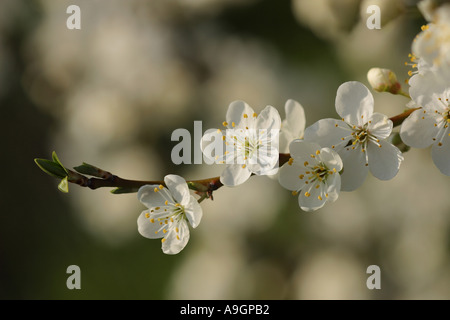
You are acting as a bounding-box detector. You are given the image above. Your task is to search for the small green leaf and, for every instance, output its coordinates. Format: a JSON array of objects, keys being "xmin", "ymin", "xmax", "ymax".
[
  {"xmin": 74, "ymin": 162, "xmax": 103, "ymax": 177},
  {"xmin": 52, "ymin": 151, "xmax": 68, "ymax": 174},
  {"xmin": 110, "ymin": 187, "xmax": 139, "ymax": 194},
  {"xmin": 34, "ymin": 158, "xmax": 68, "ymax": 179},
  {"xmin": 390, "ymin": 132, "xmax": 411, "ymax": 153},
  {"xmin": 58, "ymin": 176, "xmax": 69, "ymax": 193}
]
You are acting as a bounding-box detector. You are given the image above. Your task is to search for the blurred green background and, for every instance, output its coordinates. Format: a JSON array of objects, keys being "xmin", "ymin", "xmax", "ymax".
[{"xmin": 1, "ymin": 0, "xmax": 449, "ymax": 299}]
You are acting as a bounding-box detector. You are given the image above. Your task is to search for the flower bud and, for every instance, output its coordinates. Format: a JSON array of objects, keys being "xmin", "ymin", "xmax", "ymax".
[{"xmin": 367, "ymin": 68, "xmax": 402, "ymax": 94}]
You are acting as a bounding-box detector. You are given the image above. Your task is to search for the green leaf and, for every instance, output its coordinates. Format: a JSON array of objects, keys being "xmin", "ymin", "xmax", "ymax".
[
  {"xmin": 34, "ymin": 158, "xmax": 68, "ymax": 179},
  {"xmin": 390, "ymin": 132, "xmax": 411, "ymax": 153},
  {"xmin": 58, "ymin": 176, "xmax": 69, "ymax": 193},
  {"xmin": 73, "ymin": 162, "xmax": 103, "ymax": 177},
  {"xmin": 52, "ymin": 151, "xmax": 68, "ymax": 174},
  {"xmin": 110, "ymin": 187, "xmax": 139, "ymax": 194}
]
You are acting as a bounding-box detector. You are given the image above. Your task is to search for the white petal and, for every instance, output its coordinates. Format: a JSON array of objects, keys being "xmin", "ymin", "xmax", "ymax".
[
  {"xmin": 137, "ymin": 185, "xmax": 168, "ymax": 208},
  {"xmin": 303, "ymin": 119, "xmax": 352, "ymax": 151},
  {"xmin": 137, "ymin": 210, "xmax": 163, "ymax": 239},
  {"xmin": 256, "ymin": 105, "xmax": 282, "ymax": 131},
  {"xmin": 318, "ymin": 147, "xmax": 343, "ymax": 172},
  {"xmin": 226, "ymin": 100, "xmax": 256, "ymax": 130},
  {"xmin": 289, "ymin": 140, "xmax": 322, "ymax": 159},
  {"xmin": 251, "ymin": 146, "xmax": 279, "ymax": 175},
  {"xmin": 220, "ymin": 164, "xmax": 252, "ymax": 187},
  {"xmin": 298, "ymin": 181, "xmax": 327, "ymax": 212},
  {"xmin": 367, "ymin": 113, "xmax": 393, "ymax": 140},
  {"xmin": 400, "ymin": 109, "xmax": 439, "ymax": 148},
  {"xmin": 278, "ymin": 162, "xmax": 308, "ymax": 191},
  {"xmin": 367, "ymin": 140, "xmax": 403, "ymax": 180},
  {"xmin": 184, "ymin": 195, "xmax": 203, "ymax": 228},
  {"xmin": 279, "ymin": 126, "xmax": 293, "ymax": 153},
  {"xmin": 285, "ymin": 99, "xmax": 306, "ymax": 139},
  {"xmin": 265, "ymin": 167, "xmax": 280, "ymax": 177},
  {"xmin": 164, "ymin": 175, "xmax": 190, "ymax": 205},
  {"xmin": 201, "ymin": 128, "xmax": 226, "ymax": 164},
  {"xmin": 431, "ymin": 133, "xmax": 450, "ymax": 176},
  {"xmin": 161, "ymin": 221, "xmax": 190, "ymax": 255},
  {"xmin": 335, "ymin": 81, "xmax": 374, "ymax": 126},
  {"xmin": 338, "ymin": 146, "xmax": 368, "ymax": 191},
  {"xmin": 325, "ymin": 173, "xmax": 341, "ymax": 203},
  {"xmin": 409, "ymin": 71, "xmax": 450, "ymax": 111}
]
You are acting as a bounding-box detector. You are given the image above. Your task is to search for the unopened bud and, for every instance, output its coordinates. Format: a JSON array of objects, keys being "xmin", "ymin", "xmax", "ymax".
[{"xmin": 367, "ymin": 68, "xmax": 402, "ymax": 94}]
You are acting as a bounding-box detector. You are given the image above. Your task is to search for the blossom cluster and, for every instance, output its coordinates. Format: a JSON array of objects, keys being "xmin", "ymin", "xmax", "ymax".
[
  {"xmin": 136, "ymin": 1, "xmax": 450, "ymax": 254},
  {"xmin": 400, "ymin": 2, "xmax": 450, "ymax": 176}
]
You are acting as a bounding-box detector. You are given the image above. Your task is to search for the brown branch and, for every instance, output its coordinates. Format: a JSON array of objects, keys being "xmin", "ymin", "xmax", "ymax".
[
  {"xmin": 389, "ymin": 108, "xmax": 419, "ymax": 128},
  {"xmin": 42, "ymin": 107, "xmax": 416, "ymax": 198},
  {"xmin": 65, "ymin": 153, "xmax": 293, "ymax": 197}
]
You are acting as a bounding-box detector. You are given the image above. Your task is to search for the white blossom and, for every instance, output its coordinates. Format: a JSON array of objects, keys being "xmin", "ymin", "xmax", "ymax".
[
  {"xmin": 400, "ymin": 69, "xmax": 450, "ymax": 175},
  {"xmin": 412, "ymin": 3, "xmax": 450, "ymax": 72},
  {"xmin": 279, "ymin": 99, "xmax": 306, "ymax": 153},
  {"xmin": 137, "ymin": 175, "xmax": 203, "ymax": 254},
  {"xmin": 304, "ymin": 81, "xmax": 403, "ymax": 191},
  {"xmin": 279, "ymin": 140, "xmax": 343, "ymax": 211},
  {"xmin": 201, "ymin": 100, "xmax": 281, "ymax": 187}
]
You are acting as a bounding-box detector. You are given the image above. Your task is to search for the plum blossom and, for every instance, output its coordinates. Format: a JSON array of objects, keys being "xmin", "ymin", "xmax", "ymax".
[
  {"xmin": 304, "ymin": 81, "xmax": 403, "ymax": 191},
  {"xmin": 400, "ymin": 69, "xmax": 450, "ymax": 176},
  {"xmin": 201, "ymin": 100, "xmax": 281, "ymax": 187},
  {"xmin": 411, "ymin": 3, "xmax": 450, "ymax": 73},
  {"xmin": 137, "ymin": 175, "xmax": 202, "ymax": 254},
  {"xmin": 279, "ymin": 140, "xmax": 343, "ymax": 212}
]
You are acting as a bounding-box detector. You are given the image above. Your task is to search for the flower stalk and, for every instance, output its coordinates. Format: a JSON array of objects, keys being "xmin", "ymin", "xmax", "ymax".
[{"xmin": 34, "ymin": 107, "xmax": 415, "ymax": 197}]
